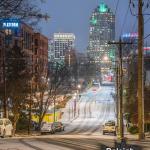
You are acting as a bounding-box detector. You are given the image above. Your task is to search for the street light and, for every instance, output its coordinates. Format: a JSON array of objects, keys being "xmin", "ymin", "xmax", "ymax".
[
  {"xmin": 77, "ymin": 84, "xmax": 81, "ymax": 89},
  {"xmin": 73, "ymin": 94, "xmax": 77, "ymax": 117},
  {"xmin": 77, "ymin": 84, "xmax": 81, "ymax": 117},
  {"xmin": 102, "ymin": 55, "xmax": 109, "ymax": 62}
]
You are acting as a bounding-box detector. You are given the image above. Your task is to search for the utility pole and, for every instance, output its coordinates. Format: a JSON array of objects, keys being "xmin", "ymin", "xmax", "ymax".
[
  {"xmin": 118, "ymin": 38, "xmax": 123, "ymax": 140},
  {"xmin": 116, "ymin": 64, "xmax": 119, "ymax": 135},
  {"xmin": 108, "ymin": 38, "xmax": 132, "ymax": 140},
  {"xmin": 137, "ymin": 0, "xmax": 144, "ymax": 140}
]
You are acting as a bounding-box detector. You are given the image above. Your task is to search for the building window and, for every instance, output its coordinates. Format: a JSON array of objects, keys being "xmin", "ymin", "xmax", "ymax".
[
  {"xmin": 35, "ymin": 48, "xmax": 38, "ymax": 55},
  {"xmin": 55, "ymin": 52, "xmax": 59, "ymax": 58},
  {"xmin": 14, "ymin": 40, "xmax": 18, "ymax": 46},
  {"xmin": 35, "ymin": 39, "xmax": 38, "ymax": 46}
]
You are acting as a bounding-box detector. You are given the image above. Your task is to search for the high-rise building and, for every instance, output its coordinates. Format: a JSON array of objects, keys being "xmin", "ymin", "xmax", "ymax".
[
  {"xmin": 87, "ymin": 3, "xmax": 115, "ymax": 77},
  {"xmin": 53, "ymin": 33, "xmax": 75, "ymax": 63},
  {"xmin": 48, "ymin": 38, "xmax": 54, "ymax": 62}
]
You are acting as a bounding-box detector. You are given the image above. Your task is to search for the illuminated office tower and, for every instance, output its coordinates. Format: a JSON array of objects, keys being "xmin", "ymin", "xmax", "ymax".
[
  {"xmin": 53, "ymin": 33, "xmax": 75, "ymax": 63},
  {"xmin": 87, "ymin": 3, "xmax": 115, "ymax": 74}
]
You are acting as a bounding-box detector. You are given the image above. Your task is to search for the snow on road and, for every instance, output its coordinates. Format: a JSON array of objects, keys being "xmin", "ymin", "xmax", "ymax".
[{"xmin": 61, "ymin": 85, "xmax": 116, "ymax": 135}]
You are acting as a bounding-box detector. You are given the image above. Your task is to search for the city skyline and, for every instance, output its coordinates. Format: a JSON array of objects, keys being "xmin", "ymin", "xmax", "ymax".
[
  {"xmin": 0, "ymin": 0, "xmax": 149, "ymax": 145},
  {"xmin": 39, "ymin": 0, "xmax": 150, "ymax": 52}
]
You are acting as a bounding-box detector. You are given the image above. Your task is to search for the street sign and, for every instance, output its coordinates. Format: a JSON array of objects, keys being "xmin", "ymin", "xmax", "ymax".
[{"xmin": 0, "ymin": 18, "xmax": 20, "ymax": 30}]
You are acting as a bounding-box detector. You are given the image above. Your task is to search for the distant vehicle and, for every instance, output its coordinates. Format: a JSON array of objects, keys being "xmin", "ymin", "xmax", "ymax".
[
  {"xmin": 92, "ymin": 82, "xmax": 100, "ymax": 91},
  {"xmin": 41, "ymin": 123, "xmax": 55, "ymax": 134},
  {"xmin": 103, "ymin": 75, "xmax": 113, "ymax": 82},
  {"xmin": 52, "ymin": 122, "xmax": 64, "ymax": 132},
  {"xmin": 102, "ymin": 120, "xmax": 116, "ymax": 136},
  {"xmin": 0, "ymin": 118, "xmax": 13, "ymax": 138}
]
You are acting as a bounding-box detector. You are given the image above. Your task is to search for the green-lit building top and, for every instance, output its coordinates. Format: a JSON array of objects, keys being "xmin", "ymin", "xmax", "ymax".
[{"xmin": 87, "ymin": 3, "xmax": 115, "ymax": 66}]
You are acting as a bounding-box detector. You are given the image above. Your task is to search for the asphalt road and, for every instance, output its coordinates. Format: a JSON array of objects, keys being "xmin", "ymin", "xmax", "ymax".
[
  {"xmin": 0, "ymin": 135, "xmax": 116, "ymax": 150},
  {"xmin": 1, "ymin": 133, "xmax": 149, "ymax": 150},
  {"xmin": 61, "ymin": 85, "xmax": 116, "ymax": 135},
  {"xmin": 1, "ymin": 86, "xmax": 149, "ymax": 150}
]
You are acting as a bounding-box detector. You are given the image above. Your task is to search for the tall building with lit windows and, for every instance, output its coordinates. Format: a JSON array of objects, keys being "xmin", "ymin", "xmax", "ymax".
[
  {"xmin": 53, "ymin": 33, "xmax": 75, "ymax": 63},
  {"xmin": 87, "ymin": 3, "xmax": 115, "ymax": 75}
]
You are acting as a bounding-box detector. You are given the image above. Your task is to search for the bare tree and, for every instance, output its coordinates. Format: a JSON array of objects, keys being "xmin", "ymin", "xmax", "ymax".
[
  {"xmin": 0, "ymin": 0, "xmax": 49, "ymax": 134},
  {"xmin": 0, "ymin": 0, "xmax": 49, "ymax": 20},
  {"xmin": 33, "ymin": 62, "xmax": 70, "ymax": 129}
]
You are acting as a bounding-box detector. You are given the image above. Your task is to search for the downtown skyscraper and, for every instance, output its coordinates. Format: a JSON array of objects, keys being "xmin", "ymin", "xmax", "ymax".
[
  {"xmin": 53, "ymin": 33, "xmax": 75, "ymax": 63},
  {"xmin": 87, "ymin": 3, "xmax": 115, "ymax": 74}
]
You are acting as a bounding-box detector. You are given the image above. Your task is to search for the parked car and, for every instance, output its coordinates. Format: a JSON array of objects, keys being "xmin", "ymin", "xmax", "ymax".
[
  {"xmin": 0, "ymin": 118, "xmax": 13, "ymax": 138},
  {"xmin": 52, "ymin": 122, "xmax": 64, "ymax": 132},
  {"xmin": 102, "ymin": 120, "xmax": 117, "ymax": 136},
  {"xmin": 41, "ymin": 123, "xmax": 55, "ymax": 135}
]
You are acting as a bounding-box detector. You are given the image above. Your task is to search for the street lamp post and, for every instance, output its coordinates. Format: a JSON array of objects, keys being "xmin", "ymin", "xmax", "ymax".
[
  {"xmin": 72, "ymin": 84, "xmax": 81, "ymax": 118},
  {"xmin": 73, "ymin": 94, "xmax": 77, "ymax": 118},
  {"xmin": 77, "ymin": 84, "xmax": 81, "ymax": 117}
]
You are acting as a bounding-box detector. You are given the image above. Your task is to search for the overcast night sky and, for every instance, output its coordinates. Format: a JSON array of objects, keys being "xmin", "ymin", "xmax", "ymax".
[{"xmin": 39, "ymin": 0, "xmax": 150, "ymax": 52}]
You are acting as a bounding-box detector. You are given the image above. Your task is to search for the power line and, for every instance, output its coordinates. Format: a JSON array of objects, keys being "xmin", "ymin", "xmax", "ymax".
[
  {"xmin": 129, "ymin": 0, "xmax": 150, "ymax": 33},
  {"xmin": 129, "ymin": 0, "xmax": 137, "ymax": 17},
  {"xmin": 143, "ymin": 0, "xmax": 150, "ymax": 12},
  {"xmin": 144, "ymin": 33, "xmax": 150, "ymax": 39},
  {"xmin": 142, "ymin": 0, "xmax": 150, "ymax": 40},
  {"xmin": 120, "ymin": 3, "xmax": 130, "ymax": 36},
  {"xmin": 115, "ymin": 0, "xmax": 120, "ymax": 15},
  {"xmin": 144, "ymin": 16, "xmax": 150, "ymax": 24},
  {"xmin": 130, "ymin": 17, "xmax": 138, "ymax": 33}
]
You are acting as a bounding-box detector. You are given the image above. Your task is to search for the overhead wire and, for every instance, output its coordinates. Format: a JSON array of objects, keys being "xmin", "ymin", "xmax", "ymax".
[
  {"xmin": 143, "ymin": 0, "xmax": 150, "ymax": 40},
  {"xmin": 144, "ymin": 0, "xmax": 150, "ymax": 24},
  {"xmin": 143, "ymin": 0, "xmax": 150, "ymax": 12},
  {"xmin": 115, "ymin": 0, "xmax": 120, "ymax": 16},
  {"xmin": 144, "ymin": 33, "xmax": 150, "ymax": 39},
  {"xmin": 129, "ymin": 0, "xmax": 138, "ymax": 37},
  {"xmin": 129, "ymin": 0, "xmax": 137, "ymax": 17},
  {"xmin": 120, "ymin": 3, "xmax": 130, "ymax": 36},
  {"xmin": 130, "ymin": 17, "xmax": 138, "ymax": 33},
  {"xmin": 144, "ymin": 16, "xmax": 150, "ymax": 24}
]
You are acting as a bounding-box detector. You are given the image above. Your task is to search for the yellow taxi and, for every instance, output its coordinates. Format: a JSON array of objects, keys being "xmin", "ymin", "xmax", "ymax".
[{"xmin": 102, "ymin": 120, "xmax": 116, "ymax": 136}]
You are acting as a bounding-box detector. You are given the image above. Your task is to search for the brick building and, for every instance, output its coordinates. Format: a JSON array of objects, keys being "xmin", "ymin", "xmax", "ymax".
[
  {"xmin": 0, "ymin": 21, "xmax": 48, "ymax": 90},
  {"xmin": 34, "ymin": 33, "xmax": 48, "ymax": 78}
]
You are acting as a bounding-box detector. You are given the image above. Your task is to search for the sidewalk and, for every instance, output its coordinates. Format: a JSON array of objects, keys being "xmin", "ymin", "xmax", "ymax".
[
  {"xmin": 118, "ymin": 133, "xmax": 150, "ymax": 150},
  {"xmin": 124, "ymin": 130, "xmax": 150, "ymax": 139},
  {"xmin": 14, "ymin": 130, "xmax": 41, "ymax": 138}
]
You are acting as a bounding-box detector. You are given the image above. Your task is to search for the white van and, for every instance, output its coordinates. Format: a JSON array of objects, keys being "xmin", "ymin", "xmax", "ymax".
[{"xmin": 0, "ymin": 118, "xmax": 13, "ymax": 138}]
